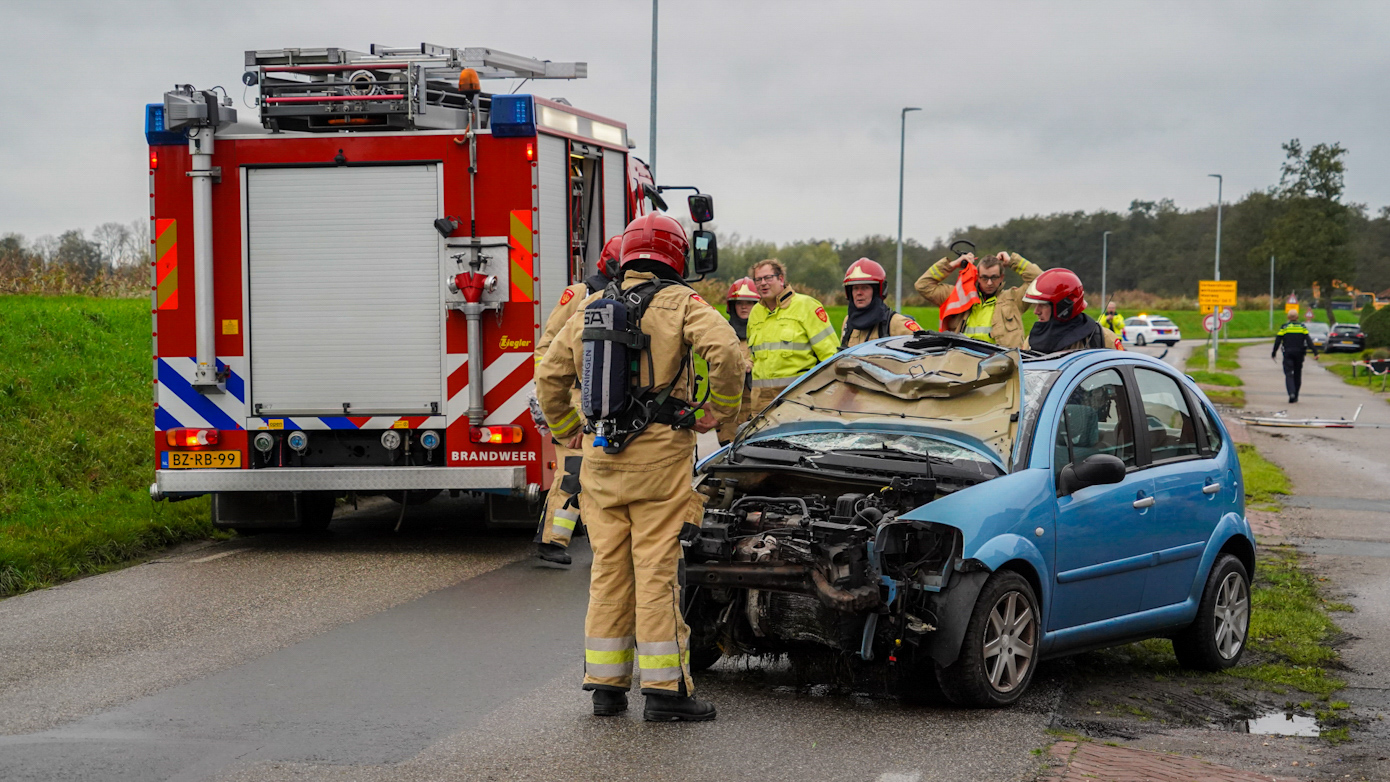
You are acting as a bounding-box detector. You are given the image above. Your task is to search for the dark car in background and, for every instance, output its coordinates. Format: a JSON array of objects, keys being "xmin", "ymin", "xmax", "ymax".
[
  {"xmin": 1328, "ymin": 323, "xmax": 1366, "ymax": 353},
  {"xmin": 1307, "ymin": 322, "xmax": 1331, "ymax": 352}
]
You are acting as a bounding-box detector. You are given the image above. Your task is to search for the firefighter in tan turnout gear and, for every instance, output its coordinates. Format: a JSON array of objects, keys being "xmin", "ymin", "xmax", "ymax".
[
  {"xmin": 839, "ymin": 258, "xmax": 921, "ymax": 348},
  {"xmin": 915, "ymin": 250, "xmax": 1041, "ymax": 348},
  {"xmin": 532, "ymin": 235, "xmax": 622, "ymax": 565},
  {"xmin": 536, "ymin": 211, "xmax": 743, "ymax": 722}
]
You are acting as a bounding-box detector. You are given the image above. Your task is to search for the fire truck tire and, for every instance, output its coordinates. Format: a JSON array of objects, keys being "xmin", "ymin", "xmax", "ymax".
[{"xmin": 295, "ymin": 491, "xmax": 337, "ymax": 533}]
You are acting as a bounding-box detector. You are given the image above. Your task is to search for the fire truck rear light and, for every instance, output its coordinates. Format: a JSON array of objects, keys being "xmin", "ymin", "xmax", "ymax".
[
  {"xmin": 167, "ymin": 428, "xmax": 219, "ymax": 448},
  {"xmin": 469, "ymin": 425, "xmax": 524, "ymax": 444},
  {"xmin": 525, "ymin": 142, "xmax": 534, "ymax": 161},
  {"xmin": 150, "ymin": 150, "xmax": 158, "ymax": 170}
]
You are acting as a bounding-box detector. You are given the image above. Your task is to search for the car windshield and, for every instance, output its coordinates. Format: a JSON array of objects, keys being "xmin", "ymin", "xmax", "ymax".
[{"xmin": 762, "ymin": 431, "xmax": 994, "ymax": 468}]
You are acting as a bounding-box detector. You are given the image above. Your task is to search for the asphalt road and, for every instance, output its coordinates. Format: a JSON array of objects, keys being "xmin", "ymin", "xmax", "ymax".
[
  {"xmin": 0, "ymin": 341, "xmax": 1236, "ymax": 782},
  {"xmin": 0, "ymin": 492, "xmax": 1057, "ymax": 782}
]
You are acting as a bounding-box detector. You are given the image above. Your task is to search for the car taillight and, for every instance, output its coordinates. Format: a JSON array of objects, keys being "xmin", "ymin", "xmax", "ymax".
[
  {"xmin": 1358, "ymin": 332, "xmax": 1365, "ymax": 338},
  {"xmin": 470, "ymin": 425, "xmax": 524, "ymax": 444},
  {"xmin": 166, "ymin": 428, "xmax": 219, "ymax": 448}
]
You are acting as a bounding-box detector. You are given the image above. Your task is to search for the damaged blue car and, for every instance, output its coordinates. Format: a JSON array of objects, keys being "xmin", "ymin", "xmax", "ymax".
[{"xmin": 684, "ymin": 333, "xmax": 1255, "ymax": 707}]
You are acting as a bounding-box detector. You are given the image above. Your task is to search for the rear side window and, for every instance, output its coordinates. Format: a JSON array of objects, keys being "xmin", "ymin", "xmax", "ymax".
[
  {"xmin": 1056, "ymin": 368, "xmax": 1136, "ymax": 468},
  {"xmin": 1134, "ymin": 368, "xmax": 1199, "ymax": 462},
  {"xmin": 1151, "ymin": 318, "xmax": 1174, "ymax": 327}
]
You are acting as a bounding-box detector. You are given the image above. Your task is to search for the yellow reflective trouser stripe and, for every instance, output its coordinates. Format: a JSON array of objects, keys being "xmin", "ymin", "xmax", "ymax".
[
  {"xmin": 550, "ymin": 409, "xmax": 580, "ymax": 436},
  {"xmin": 586, "ymin": 636, "xmax": 635, "ymax": 678},
  {"xmin": 637, "ymin": 640, "xmax": 686, "ymax": 681}
]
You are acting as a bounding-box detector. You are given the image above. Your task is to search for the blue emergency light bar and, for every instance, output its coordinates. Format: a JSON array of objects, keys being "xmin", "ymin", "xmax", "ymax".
[
  {"xmin": 490, "ymin": 94, "xmax": 536, "ymax": 138},
  {"xmin": 145, "ymin": 104, "xmax": 185, "ymax": 146}
]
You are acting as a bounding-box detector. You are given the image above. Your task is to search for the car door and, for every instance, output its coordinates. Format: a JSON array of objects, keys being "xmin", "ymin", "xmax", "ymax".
[
  {"xmin": 1131, "ymin": 366, "xmax": 1226, "ymax": 609},
  {"xmin": 1050, "ymin": 367, "xmax": 1157, "ymax": 630}
]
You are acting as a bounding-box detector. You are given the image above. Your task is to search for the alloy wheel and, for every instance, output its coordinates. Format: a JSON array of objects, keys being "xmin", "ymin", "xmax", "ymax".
[
  {"xmin": 1213, "ymin": 571, "xmax": 1249, "ymax": 659},
  {"xmin": 983, "ymin": 591, "xmax": 1036, "ymax": 693}
]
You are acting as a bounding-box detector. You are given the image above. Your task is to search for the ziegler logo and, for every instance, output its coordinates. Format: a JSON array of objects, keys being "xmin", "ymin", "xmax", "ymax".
[{"xmin": 499, "ymin": 336, "xmax": 532, "ymax": 350}]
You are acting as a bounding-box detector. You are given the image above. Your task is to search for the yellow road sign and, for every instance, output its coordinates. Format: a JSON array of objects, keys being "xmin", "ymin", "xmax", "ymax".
[{"xmin": 1199, "ymin": 280, "xmax": 1237, "ymax": 309}]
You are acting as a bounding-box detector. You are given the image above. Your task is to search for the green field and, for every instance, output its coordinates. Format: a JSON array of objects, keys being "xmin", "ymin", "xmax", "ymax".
[{"xmin": 0, "ymin": 296, "xmax": 213, "ymax": 596}]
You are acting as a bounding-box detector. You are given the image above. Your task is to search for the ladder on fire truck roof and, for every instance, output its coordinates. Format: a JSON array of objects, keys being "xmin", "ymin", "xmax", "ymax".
[{"xmin": 245, "ymin": 43, "xmax": 586, "ymax": 133}]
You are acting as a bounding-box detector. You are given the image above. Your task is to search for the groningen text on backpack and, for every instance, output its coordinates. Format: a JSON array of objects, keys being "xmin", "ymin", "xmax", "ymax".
[{"xmin": 580, "ymin": 279, "xmax": 702, "ymax": 454}]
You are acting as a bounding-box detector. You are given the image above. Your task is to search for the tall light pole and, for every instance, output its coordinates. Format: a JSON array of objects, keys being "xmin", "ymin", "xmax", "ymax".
[
  {"xmin": 648, "ymin": 0, "xmax": 659, "ymax": 178},
  {"xmin": 1101, "ymin": 230, "xmax": 1112, "ymax": 312},
  {"xmin": 895, "ymin": 107, "xmax": 921, "ymax": 308},
  {"xmin": 1269, "ymin": 255, "xmax": 1276, "ymax": 330},
  {"xmin": 1207, "ymin": 173, "xmax": 1223, "ymax": 371}
]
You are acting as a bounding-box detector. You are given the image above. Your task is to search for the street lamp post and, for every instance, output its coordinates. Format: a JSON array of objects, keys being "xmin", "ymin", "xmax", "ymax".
[
  {"xmin": 1269, "ymin": 255, "xmax": 1276, "ymax": 330},
  {"xmin": 895, "ymin": 107, "xmax": 921, "ymax": 309},
  {"xmin": 1101, "ymin": 230, "xmax": 1112, "ymax": 312},
  {"xmin": 1207, "ymin": 173, "xmax": 1223, "ymax": 371}
]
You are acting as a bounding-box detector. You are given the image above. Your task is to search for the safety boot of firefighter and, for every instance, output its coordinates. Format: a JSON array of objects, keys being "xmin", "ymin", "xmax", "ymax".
[
  {"xmin": 591, "ymin": 688, "xmax": 628, "ymax": 717},
  {"xmin": 643, "ymin": 693, "xmax": 717, "ymax": 722},
  {"xmin": 536, "ymin": 542, "xmax": 571, "ymax": 566}
]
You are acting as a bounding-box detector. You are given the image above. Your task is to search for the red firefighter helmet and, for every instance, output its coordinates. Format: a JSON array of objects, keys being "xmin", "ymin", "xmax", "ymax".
[
  {"xmin": 1023, "ymin": 268, "xmax": 1087, "ymax": 321},
  {"xmin": 843, "ymin": 258, "xmax": 887, "ymax": 297},
  {"xmin": 619, "ymin": 211, "xmax": 689, "ymax": 276},
  {"xmin": 598, "ymin": 234, "xmax": 623, "ymax": 279},
  {"xmin": 726, "ymin": 277, "xmax": 760, "ymax": 302}
]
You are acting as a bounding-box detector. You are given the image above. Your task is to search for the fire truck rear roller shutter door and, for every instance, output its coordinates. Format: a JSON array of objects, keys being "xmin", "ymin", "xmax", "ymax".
[
  {"xmin": 602, "ymin": 151, "xmax": 626, "ymax": 242},
  {"xmin": 536, "ymin": 134, "xmax": 569, "ymax": 328},
  {"xmin": 247, "ymin": 165, "xmax": 444, "ymax": 416}
]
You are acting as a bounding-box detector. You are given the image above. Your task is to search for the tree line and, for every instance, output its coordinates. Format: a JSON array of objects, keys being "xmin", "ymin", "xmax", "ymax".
[
  {"xmin": 1, "ymin": 221, "xmax": 149, "ymax": 296},
  {"xmin": 708, "ymin": 140, "xmax": 1387, "ymax": 322}
]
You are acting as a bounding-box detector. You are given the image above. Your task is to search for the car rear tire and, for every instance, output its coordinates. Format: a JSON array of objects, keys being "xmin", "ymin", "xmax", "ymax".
[
  {"xmin": 1135, "ymin": 334, "xmax": 1147, "ymax": 346},
  {"xmin": 1173, "ymin": 554, "xmax": 1250, "ymax": 671},
  {"xmin": 936, "ymin": 571, "xmax": 1040, "ymax": 708}
]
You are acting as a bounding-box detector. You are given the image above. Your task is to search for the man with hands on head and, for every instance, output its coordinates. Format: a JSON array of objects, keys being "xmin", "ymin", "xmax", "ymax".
[{"xmin": 915, "ymin": 249, "xmax": 1041, "ymax": 348}]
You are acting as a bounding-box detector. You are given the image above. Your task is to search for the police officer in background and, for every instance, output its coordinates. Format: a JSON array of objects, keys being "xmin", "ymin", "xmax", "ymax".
[
  {"xmin": 840, "ymin": 258, "xmax": 920, "ymax": 348},
  {"xmin": 536, "ymin": 212, "xmax": 743, "ymax": 722},
  {"xmin": 746, "ymin": 259, "xmax": 838, "ymax": 414},
  {"xmin": 717, "ymin": 277, "xmax": 760, "ymax": 445},
  {"xmin": 1100, "ymin": 302, "xmax": 1125, "ymax": 337},
  {"xmin": 1272, "ymin": 309, "xmax": 1319, "ymax": 403},
  {"xmin": 531, "ymin": 235, "xmax": 623, "ymax": 565}
]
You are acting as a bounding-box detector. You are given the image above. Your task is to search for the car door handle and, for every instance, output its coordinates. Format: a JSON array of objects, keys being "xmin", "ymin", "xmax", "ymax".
[
  {"xmin": 1202, "ymin": 483, "xmax": 1221, "ymax": 495},
  {"xmin": 1133, "ymin": 496, "xmax": 1156, "ymax": 509}
]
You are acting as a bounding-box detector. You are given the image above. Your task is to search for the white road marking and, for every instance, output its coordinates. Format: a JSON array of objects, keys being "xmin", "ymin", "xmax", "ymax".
[{"xmin": 189, "ymin": 548, "xmax": 250, "ymax": 564}]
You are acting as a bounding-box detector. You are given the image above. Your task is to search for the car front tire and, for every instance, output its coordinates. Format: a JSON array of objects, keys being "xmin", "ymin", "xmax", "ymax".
[
  {"xmin": 1172, "ymin": 554, "xmax": 1250, "ymax": 671},
  {"xmin": 936, "ymin": 571, "xmax": 1040, "ymax": 707},
  {"xmin": 1135, "ymin": 333, "xmax": 1147, "ymax": 346}
]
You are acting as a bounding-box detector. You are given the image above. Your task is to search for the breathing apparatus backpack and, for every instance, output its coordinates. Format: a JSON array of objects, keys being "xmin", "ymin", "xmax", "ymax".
[{"xmin": 580, "ymin": 278, "xmax": 704, "ymax": 454}]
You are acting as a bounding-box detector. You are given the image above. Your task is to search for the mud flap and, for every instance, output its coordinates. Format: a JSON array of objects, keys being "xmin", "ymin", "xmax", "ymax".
[{"xmin": 922, "ymin": 569, "xmax": 991, "ymax": 668}]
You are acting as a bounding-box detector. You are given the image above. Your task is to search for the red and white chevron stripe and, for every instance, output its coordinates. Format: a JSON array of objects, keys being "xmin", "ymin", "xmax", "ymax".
[{"xmin": 446, "ymin": 352, "xmax": 535, "ymax": 428}]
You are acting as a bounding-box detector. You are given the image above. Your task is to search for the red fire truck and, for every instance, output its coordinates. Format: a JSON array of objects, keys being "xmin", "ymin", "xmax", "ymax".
[{"xmin": 146, "ymin": 44, "xmax": 673, "ymax": 530}]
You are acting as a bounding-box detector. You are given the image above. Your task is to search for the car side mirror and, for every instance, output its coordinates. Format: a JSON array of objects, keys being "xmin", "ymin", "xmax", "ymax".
[
  {"xmin": 688, "ymin": 194, "xmax": 714, "ymax": 224},
  {"xmin": 1058, "ymin": 453, "xmax": 1126, "ymax": 496},
  {"xmin": 689, "ymin": 229, "xmax": 718, "ymax": 278}
]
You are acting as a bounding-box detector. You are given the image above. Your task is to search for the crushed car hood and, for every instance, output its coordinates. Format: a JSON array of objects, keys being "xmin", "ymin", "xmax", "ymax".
[{"xmin": 741, "ymin": 342, "xmax": 1023, "ymax": 469}]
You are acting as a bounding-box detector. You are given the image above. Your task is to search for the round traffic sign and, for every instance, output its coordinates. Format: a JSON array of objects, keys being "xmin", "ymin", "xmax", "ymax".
[
  {"xmin": 1202, "ymin": 313, "xmax": 1218, "ymax": 332},
  {"xmin": 1218, "ymin": 306, "xmax": 1234, "ymax": 324}
]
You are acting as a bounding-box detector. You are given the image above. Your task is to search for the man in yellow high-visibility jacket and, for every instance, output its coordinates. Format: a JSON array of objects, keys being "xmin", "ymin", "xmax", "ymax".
[{"xmin": 746, "ymin": 259, "xmax": 839, "ymax": 415}]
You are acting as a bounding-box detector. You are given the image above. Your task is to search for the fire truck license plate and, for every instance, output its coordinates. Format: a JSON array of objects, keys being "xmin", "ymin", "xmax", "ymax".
[{"xmin": 167, "ymin": 451, "xmax": 241, "ymax": 469}]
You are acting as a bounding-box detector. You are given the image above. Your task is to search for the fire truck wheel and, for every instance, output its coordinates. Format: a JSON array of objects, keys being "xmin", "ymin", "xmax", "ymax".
[{"xmin": 295, "ymin": 491, "xmax": 337, "ymax": 533}]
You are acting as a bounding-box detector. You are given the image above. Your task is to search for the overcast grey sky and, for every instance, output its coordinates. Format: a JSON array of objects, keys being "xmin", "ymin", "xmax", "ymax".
[{"xmin": 3, "ymin": 0, "xmax": 1388, "ymax": 245}]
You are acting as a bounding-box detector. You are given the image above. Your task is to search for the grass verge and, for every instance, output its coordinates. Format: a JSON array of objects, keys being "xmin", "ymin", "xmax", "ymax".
[
  {"xmin": 1184, "ymin": 340, "xmax": 1261, "ymax": 407},
  {"xmin": 1315, "ymin": 350, "xmax": 1390, "ymax": 401},
  {"xmin": 1237, "ymin": 444, "xmax": 1291, "ymax": 507},
  {"xmin": 0, "ymin": 296, "xmax": 214, "ymax": 597}
]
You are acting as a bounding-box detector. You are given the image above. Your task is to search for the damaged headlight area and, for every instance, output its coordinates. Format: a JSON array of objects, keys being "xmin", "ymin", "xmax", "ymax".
[{"xmin": 684, "ymin": 440, "xmax": 990, "ymax": 667}]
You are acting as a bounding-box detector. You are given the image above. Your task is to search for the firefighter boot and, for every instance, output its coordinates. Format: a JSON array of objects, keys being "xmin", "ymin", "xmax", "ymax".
[
  {"xmin": 591, "ymin": 688, "xmax": 628, "ymax": 716},
  {"xmin": 536, "ymin": 542, "xmax": 572, "ymax": 565},
  {"xmin": 643, "ymin": 692, "xmax": 717, "ymax": 722}
]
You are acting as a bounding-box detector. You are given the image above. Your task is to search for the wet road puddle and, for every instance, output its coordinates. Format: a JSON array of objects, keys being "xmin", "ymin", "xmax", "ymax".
[{"xmin": 1245, "ymin": 711, "xmax": 1320, "ymax": 736}]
